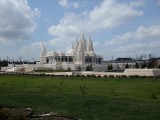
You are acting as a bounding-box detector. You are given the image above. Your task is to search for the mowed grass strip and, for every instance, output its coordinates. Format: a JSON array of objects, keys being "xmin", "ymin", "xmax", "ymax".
[{"xmin": 0, "ymin": 74, "xmax": 160, "ymax": 120}]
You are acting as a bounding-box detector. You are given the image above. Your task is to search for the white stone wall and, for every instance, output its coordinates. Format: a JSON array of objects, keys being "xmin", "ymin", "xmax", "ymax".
[
  {"xmin": 124, "ymin": 69, "xmax": 160, "ymax": 76},
  {"xmin": 46, "ymin": 72, "xmax": 73, "ymax": 75},
  {"xmin": 74, "ymin": 71, "xmax": 125, "ymax": 77},
  {"xmin": 74, "ymin": 69, "xmax": 160, "ymax": 77},
  {"xmin": 3, "ymin": 63, "xmax": 160, "ymax": 77},
  {"xmin": 93, "ymin": 63, "xmax": 107, "ymax": 71}
]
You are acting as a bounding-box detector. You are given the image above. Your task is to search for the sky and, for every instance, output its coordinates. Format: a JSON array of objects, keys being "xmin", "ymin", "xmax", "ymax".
[{"xmin": 0, "ymin": 0, "xmax": 160, "ymax": 61}]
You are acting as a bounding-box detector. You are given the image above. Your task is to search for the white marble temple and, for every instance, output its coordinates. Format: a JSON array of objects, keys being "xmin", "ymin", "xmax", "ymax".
[{"xmin": 38, "ymin": 34, "xmax": 106, "ymax": 71}]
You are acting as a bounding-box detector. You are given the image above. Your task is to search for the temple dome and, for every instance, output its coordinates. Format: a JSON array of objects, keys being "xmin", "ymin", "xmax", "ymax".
[
  {"xmin": 58, "ymin": 51, "xmax": 65, "ymax": 56},
  {"xmin": 66, "ymin": 49, "xmax": 74, "ymax": 56},
  {"xmin": 89, "ymin": 51, "xmax": 95, "ymax": 56},
  {"xmin": 47, "ymin": 50, "xmax": 58, "ymax": 56}
]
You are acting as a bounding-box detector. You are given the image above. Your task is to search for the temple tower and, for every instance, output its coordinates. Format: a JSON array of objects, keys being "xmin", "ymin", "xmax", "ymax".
[
  {"xmin": 81, "ymin": 34, "xmax": 87, "ymax": 53},
  {"xmin": 76, "ymin": 40, "xmax": 85, "ymax": 65},
  {"xmin": 40, "ymin": 43, "xmax": 46, "ymax": 64},
  {"xmin": 87, "ymin": 36, "xmax": 94, "ymax": 54},
  {"xmin": 74, "ymin": 39, "xmax": 79, "ymax": 55}
]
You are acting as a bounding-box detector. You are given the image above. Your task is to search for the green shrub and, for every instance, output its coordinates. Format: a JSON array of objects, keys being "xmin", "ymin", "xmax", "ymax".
[
  {"xmin": 129, "ymin": 75, "xmax": 140, "ymax": 78},
  {"xmin": 154, "ymin": 75, "xmax": 160, "ymax": 79},
  {"xmin": 135, "ymin": 62, "xmax": 139, "ymax": 68},
  {"xmin": 77, "ymin": 66, "xmax": 81, "ymax": 71},
  {"xmin": 121, "ymin": 75, "xmax": 127, "ymax": 78},
  {"xmin": 96, "ymin": 75, "xmax": 102, "ymax": 78},
  {"xmin": 107, "ymin": 64, "xmax": 113, "ymax": 70},
  {"xmin": 108, "ymin": 75, "xmax": 115, "ymax": 78},
  {"xmin": 115, "ymin": 75, "xmax": 127, "ymax": 79},
  {"xmin": 86, "ymin": 74, "xmax": 91, "ymax": 77},
  {"xmin": 67, "ymin": 67, "xmax": 71, "ymax": 71},
  {"xmin": 75, "ymin": 74, "xmax": 81, "ymax": 77},
  {"xmin": 103, "ymin": 75, "xmax": 108, "ymax": 78},
  {"xmin": 65, "ymin": 75, "xmax": 69, "ymax": 77},
  {"xmin": 140, "ymin": 76, "xmax": 147, "ymax": 78},
  {"xmin": 86, "ymin": 65, "xmax": 90, "ymax": 71},
  {"xmin": 125, "ymin": 63, "xmax": 129, "ymax": 69},
  {"xmin": 91, "ymin": 74, "xmax": 96, "ymax": 78},
  {"xmin": 70, "ymin": 75, "xmax": 75, "ymax": 78},
  {"xmin": 81, "ymin": 75, "xmax": 85, "ymax": 78},
  {"xmin": 86, "ymin": 65, "xmax": 93, "ymax": 71},
  {"xmin": 116, "ymin": 75, "xmax": 121, "ymax": 78}
]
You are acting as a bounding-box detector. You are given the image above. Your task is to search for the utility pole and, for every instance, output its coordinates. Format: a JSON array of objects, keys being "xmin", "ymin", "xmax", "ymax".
[
  {"xmin": 7, "ymin": 56, "xmax": 9, "ymax": 61},
  {"xmin": 19, "ymin": 56, "xmax": 22, "ymax": 63}
]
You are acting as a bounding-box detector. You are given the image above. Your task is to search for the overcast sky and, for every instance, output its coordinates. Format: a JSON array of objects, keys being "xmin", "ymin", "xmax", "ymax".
[{"xmin": 0, "ymin": 0, "xmax": 160, "ymax": 61}]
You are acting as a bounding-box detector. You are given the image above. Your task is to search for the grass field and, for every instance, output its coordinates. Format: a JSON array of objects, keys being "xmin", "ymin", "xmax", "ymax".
[{"xmin": 0, "ymin": 74, "xmax": 160, "ymax": 120}]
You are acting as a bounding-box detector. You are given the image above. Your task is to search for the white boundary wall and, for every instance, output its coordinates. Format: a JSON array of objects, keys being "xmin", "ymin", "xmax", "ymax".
[
  {"xmin": 124, "ymin": 69, "xmax": 160, "ymax": 76},
  {"xmin": 46, "ymin": 72, "xmax": 73, "ymax": 75},
  {"xmin": 2, "ymin": 64, "xmax": 160, "ymax": 77},
  {"xmin": 74, "ymin": 69, "xmax": 160, "ymax": 77},
  {"xmin": 75, "ymin": 71, "xmax": 124, "ymax": 77}
]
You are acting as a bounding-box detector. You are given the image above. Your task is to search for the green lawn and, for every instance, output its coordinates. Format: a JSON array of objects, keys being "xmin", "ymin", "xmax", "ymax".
[{"xmin": 0, "ymin": 74, "xmax": 160, "ymax": 120}]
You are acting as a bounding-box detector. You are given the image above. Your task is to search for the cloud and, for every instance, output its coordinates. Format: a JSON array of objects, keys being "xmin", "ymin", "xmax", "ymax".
[
  {"xmin": 156, "ymin": 0, "xmax": 160, "ymax": 6},
  {"xmin": 134, "ymin": 25, "xmax": 160, "ymax": 40},
  {"xmin": 104, "ymin": 25, "xmax": 160, "ymax": 59},
  {"xmin": 93, "ymin": 42, "xmax": 99, "ymax": 48},
  {"xmin": 88, "ymin": 0, "xmax": 143, "ymax": 30},
  {"xmin": 58, "ymin": 0, "xmax": 79, "ymax": 8},
  {"xmin": 49, "ymin": 0, "xmax": 143, "ymax": 51},
  {"xmin": 0, "ymin": 0, "xmax": 40, "ymax": 43},
  {"xmin": 48, "ymin": 36, "xmax": 75, "ymax": 51},
  {"xmin": 111, "ymin": 41, "xmax": 160, "ymax": 58},
  {"xmin": 21, "ymin": 42, "xmax": 43, "ymax": 52},
  {"xmin": 34, "ymin": 8, "xmax": 41, "ymax": 18},
  {"xmin": 20, "ymin": 42, "xmax": 47, "ymax": 60},
  {"xmin": 105, "ymin": 25, "xmax": 160, "ymax": 45}
]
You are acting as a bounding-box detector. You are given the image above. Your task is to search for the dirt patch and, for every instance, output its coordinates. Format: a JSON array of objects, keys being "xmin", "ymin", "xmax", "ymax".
[{"xmin": 0, "ymin": 107, "xmax": 77, "ymax": 120}]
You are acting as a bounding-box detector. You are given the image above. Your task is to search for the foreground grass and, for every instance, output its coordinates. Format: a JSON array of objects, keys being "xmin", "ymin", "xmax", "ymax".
[{"xmin": 0, "ymin": 74, "xmax": 160, "ymax": 120}]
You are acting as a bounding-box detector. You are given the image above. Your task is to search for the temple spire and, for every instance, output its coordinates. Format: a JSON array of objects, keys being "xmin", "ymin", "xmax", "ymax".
[
  {"xmin": 40, "ymin": 43, "xmax": 47, "ymax": 64},
  {"xmin": 82, "ymin": 33, "xmax": 84, "ymax": 38},
  {"xmin": 87, "ymin": 35, "xmax": 94, "ymax": 54},
  {"xmin": 81, "ymin": 33, "xmax": 87, "ymax": 52},
  {"xmin": 40, "ymin": 43, "xmax": 46, "ymax": 57},
  {"xmin": 76, "ymin": 40, "xmax": 85, "ymax": 64},
  {"xmin": 75, "ymin": 38, "xmax": 79, "ymax": 55},
  {"xmin": 90, "ymin": 36, "xmax": 94, "ymax": 52}
]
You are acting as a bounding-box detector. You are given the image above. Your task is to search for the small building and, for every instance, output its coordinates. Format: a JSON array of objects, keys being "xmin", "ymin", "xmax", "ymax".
[
  {"xmin": 148, "ymin": 58, "xmax": 160, "ymax": 68},
  {"xmin": 106, "ymin": 57, "xmax": 137, "ymax": 71},
  {"xmin": 105, "ymin": 57, "xmax": 152, "ymax": 71}
]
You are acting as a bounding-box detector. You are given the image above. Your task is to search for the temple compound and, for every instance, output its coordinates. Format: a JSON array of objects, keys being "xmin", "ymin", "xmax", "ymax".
[
  {"xmin": 2, "ymin": 34, "xmax": 160, "ymax": 76},
  {"xmin": 38, "ymin": 34, "xmax": 106, "ymax": 71}
]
